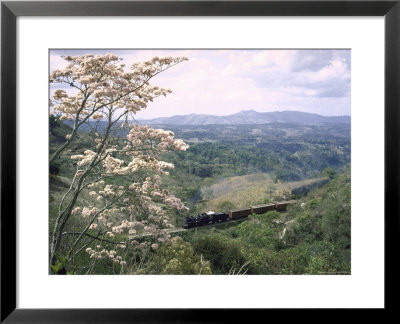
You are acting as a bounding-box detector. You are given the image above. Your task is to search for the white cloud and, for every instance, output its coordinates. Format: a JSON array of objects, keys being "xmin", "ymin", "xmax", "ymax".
[{"xmin": 49, "ymin": 49, "xmax": 351, "ymax": 118}]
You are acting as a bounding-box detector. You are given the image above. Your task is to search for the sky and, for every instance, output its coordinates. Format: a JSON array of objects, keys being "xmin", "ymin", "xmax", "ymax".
[{"xmin": 50, "ymin": 49, "xmax": 351, "ymax": 119}]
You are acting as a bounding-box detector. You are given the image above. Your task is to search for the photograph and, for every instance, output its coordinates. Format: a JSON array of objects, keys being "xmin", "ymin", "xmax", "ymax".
[
  {"xmin": 49, "ymin": 49, "xmax": 351, "ymax": 276},
  {"xmin": 3, "ymin": 0, "xmax": 398, "ymax": 319}
]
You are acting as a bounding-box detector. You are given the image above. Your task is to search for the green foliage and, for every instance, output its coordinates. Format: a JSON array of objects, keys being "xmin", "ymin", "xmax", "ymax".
[
  {"xmin": 50, "ymin": 253, "xmax": 71, "ymax": 275},
  {"xmin": 49, "ymin": 117, "xmax": 95, "ymax": 177},
  {"xmin": 146, "ymin": 237, "xmax": 212, "ymax": 274},
  {"xmin": 321, "ymin": 167, "xmax": 337, "ymax": 179},
  {"xmin": 235, "ymin": 212, "xmax": 280, "ymax": 248},
  {"xmin": 283, "ymin": 169, "xmax": 351, "ymax": 273},
  {"xmin": 49, "ymin": 115, "xmax": 70, "ymax": 144},
  {"xmin": 192, "ymin": 234, "xmax": 247, "ymax": 274},
  {"xmin": 50, "ymin": 115, "xmax": 351, "ymax": 275},
  {"xmin": 304, "ymin": 241, "xmax": 349, "ymax": 274},
  {"xmin": 306, "ymin": 256, "xmax": 328, "ymax": 274},
  {"xmin": 307, "ymin": 199, "xmax": 319, "ymax": 209},
  {"xmin": 285, "ymin": 169, "xmax": 351, "ymax": 250},
  {"xmin": 221, "ymin": 169, "xmax": 351, "ymax": 275},
  {"xmin": 243, "ymin": 245, "xmax": 311, "ymax": 274},
  {"xmin": 165, "ymin": 123, "xmax": 350, "ymax": 182},
  {"xmin": 259, "ymin": 197, "xmax": 271, "ymax": 204}
]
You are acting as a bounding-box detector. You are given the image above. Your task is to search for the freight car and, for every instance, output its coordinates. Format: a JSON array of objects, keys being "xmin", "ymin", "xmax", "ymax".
[
  {"xmin": 182, "ymin": 201, "xmax": 296, "ymax": 229},
  {"xmin": 250, "ymin": 203, "xmax": 276, "ymax": 215},
  {"xmin": 274, "ymin": 200, "xmax": 296, "ymax": 211},
  {"xmin": 228, "ymin": 208, "xmax": 252, "ymax": 220}
]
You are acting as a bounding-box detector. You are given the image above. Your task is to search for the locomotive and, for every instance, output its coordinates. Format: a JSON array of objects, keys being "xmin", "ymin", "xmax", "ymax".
[
  {"xmin": 182, "ymin": 211, "xmax": 229, "ymax": 228},
  {"xmin": 182, "ymin": 200, "xmax": 296, "ymax": 229}
]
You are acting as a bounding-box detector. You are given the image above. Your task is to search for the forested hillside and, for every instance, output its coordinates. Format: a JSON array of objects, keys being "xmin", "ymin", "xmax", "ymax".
[
  {"xmin": 111, "ymin": 167, "xmax": 351, "ymax": 275},
  {"xmin": 171, "ymin": 168, "xmax": 351, "ymax": 275},
  {"xmin": 50, "ymin": 116, "xmax": 350, "ymax": 275}
]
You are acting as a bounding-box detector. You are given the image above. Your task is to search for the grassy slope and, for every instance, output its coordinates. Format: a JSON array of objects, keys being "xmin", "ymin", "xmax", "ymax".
[{"xmin": 197, "ymin": 173, "xmax": 328, "ymax": 212}]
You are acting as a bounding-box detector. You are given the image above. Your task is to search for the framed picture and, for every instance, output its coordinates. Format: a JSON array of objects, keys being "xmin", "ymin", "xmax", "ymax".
[{"xmin": 1, "ymin": 0, "xmax": 398, "ymax": 321}]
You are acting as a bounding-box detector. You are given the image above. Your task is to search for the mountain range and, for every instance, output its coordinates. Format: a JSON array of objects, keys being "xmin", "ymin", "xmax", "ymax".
[{"xmin": 137, "ymin": 110, "xmax": 350, "ymax": 126}]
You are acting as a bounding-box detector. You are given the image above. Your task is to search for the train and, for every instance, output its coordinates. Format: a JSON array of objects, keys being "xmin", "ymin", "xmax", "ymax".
[{"xmin": 182, "ymin": 200, "xmax": 296, "ymax": 229}]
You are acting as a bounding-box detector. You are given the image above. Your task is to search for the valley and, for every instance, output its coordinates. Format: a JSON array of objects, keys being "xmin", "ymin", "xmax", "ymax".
[{"xmin": 50, "ymin": 114, "xmax": 351, "ymax": 275}]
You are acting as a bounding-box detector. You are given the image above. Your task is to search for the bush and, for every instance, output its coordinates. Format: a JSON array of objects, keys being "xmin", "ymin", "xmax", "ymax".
[
  {"xmin": 146, "ymin": 237, "xmax": 212, "ymax": 274},
  {"xmin": 234, "ymin": 212, "xmax": 281, "ymax": 249},
  {"xmin": 192, "ymin": 234, "xmax": 247, "ymax": 274},
  {"xmin": 320, "ymin": 167, "xmax": 337, "ymax": 179},
  {"xmin": 239, "ymin": 245, "xmax": 310, "ymax": 275},
  {"xmin": 284, "ymin": 169, "xmax": 351, "ymax": 272}
]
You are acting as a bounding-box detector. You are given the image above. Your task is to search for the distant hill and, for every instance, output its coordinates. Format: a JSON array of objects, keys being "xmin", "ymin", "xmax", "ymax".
[
  {"xmin": 138, "ymin": 110, "xmax": 350, "ymax": 126},
  {"xmin": 62, "ymin": 110, "xmax": 350, "ymax": 133}
]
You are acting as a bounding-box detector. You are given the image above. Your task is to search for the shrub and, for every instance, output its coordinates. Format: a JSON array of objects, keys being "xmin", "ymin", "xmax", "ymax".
[
  {"xmin": 234, "ymin": 212, "xmax": 281, "ymax": 249},
  {"xmin": 192, "ymin": 234, "xmax": 247, "ymax": 274},
  {"xmin": 146, "ymin": 237, "xmax": 212, "ymax": 275}
]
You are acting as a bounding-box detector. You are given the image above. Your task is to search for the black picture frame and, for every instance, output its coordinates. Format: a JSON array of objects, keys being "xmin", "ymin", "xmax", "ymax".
[{"xmin": 1, "ymin": 0, "xmax": 399, "ymax": 322}]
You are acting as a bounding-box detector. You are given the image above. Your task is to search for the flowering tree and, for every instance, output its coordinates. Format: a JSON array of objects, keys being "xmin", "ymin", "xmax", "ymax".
[{"xmin": 49, "ymin": 53, "xmax": 189, "ymax": 273}]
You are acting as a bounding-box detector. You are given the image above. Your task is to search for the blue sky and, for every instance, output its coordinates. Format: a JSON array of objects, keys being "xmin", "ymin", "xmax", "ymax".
[{"xmin": 50, "ymin": 49, "xmax": 351, "ymax": 119}]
